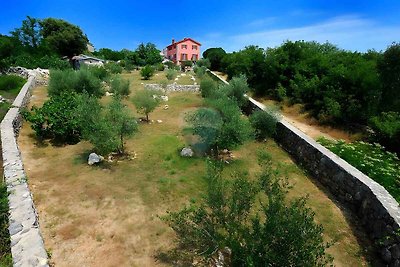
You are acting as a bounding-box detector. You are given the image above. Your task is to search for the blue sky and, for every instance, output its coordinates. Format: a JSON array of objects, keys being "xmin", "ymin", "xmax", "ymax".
[{"xmin": 1, "ymin": 0, "xmax": 399, "ymax": 53}]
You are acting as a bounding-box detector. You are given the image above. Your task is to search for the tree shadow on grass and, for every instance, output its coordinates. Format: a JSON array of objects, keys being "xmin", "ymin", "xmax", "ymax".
[{"xmin": 155, "ymin": 248, "xmax": 194, "ymax": 267}]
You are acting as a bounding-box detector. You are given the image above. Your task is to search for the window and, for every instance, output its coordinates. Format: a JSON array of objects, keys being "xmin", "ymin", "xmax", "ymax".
[
  {"xmin": 182, "ymin": 44, "xmax": 187, "ymax": 49},
  {"xmin": 192, "ymin": 45, "xmax": 198, "ymax": 50},
  {"xmin": 191, "ymin": 54, "xmax": 198, "ymax": 60},
  {"xmin": 168, "ymin": 46, "xmax": 172, "ymax": 51},
  {"xmin": 181, "ymin": 53, "xmax": 188, "ymax": 60}
]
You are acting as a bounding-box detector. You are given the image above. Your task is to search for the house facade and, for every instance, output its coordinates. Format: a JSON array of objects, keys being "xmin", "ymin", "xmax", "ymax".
[{"xmin": 165, "ymin": 38, "xmax": 201, "ymax": 65}]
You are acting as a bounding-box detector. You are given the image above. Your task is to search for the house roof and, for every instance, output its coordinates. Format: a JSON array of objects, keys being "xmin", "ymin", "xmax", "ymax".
[
  {"xmin": 166, "ymin": 38, "xmax": 201, "ymax": 48},
  {"xmin": 79, "ymin": 54, "xmax": 105, "ymax": 62}
]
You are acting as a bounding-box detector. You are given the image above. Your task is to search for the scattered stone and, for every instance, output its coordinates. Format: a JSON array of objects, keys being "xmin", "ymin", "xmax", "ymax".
[
  {"xmin": 164, "ymin": 104, "xmax": 169, "ymax": 110},
  {"xmin": 181, "ymin": 73, "xmax": 186, "ymax": 76},
  {"xmin": 211, "ymin": 247, "xmax": 232, "ymax": 267},
  {"xmin": 105, "ymin": 92, "xmax": 114, "ymax": 96},
  {"xmin": 144, "ymin": 83, "xmax": 199, "ymax": 92},
  {"xmin": 88, "ymin": 153, "xmax": 104, "ymax": 165},
  {"xmin": 194, "ymin": 82, "xmax": 197, "ymax": 85},
  {"xmin": 160, "ymin": 95, "xmax": 168, "ymax": 101},
  {"xmin": 174, "ymin": 78, "xmax": 179, "ymax": 81},
  {"xmin": 180, "ymin": 147, "xmax": 194, "ymax": 157},
  {"xmin": 157, "ymin": 119, "xmax": 163, "ymax": 123},
  {"xmin": 155, "ymin": 73, "xmax": 159, "ymax": 76},
  {"xmin": 140, "ymin": 82, "xmax": 144, "ymax": 85}
]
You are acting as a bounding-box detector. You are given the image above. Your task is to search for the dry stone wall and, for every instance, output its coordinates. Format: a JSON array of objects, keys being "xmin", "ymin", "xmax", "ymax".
[
  {"xmin": 144, "ymin": 83, "xmax": 199, "ymax": 92},
  {"xmin": 1, "ymin": 74, "xmax": 49, "ymax": 267},
  {"xmin": 247, "ymin": 97, "xmax": 400, "ymax": 266}
]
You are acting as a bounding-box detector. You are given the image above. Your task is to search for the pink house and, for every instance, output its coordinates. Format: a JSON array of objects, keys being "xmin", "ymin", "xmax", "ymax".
[{"xmin": 165, "ymin": 38, "xmax": 201, "ymax": 65}]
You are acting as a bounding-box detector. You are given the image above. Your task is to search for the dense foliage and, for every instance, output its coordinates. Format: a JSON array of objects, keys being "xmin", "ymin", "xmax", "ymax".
[
  {"xmin": 206, "ymin": 41, "xmax": 400, "ymax": 153},
  {"xmin": 78, "ymin": 95, "xmax": 138, "ymax": 154},
  {"xmin": 110, "ymin": 76, "xmax": 130, "ymax": 96},
  {"xmin": 0, "ymin": 184, "xmax": 11, "ymax": 267},
  {"xmin": 202, "ymin": 47, "xmax": 226, "ymax": 71},
  {"xmin": 48, "ymin": 68, "xmax": 103, "ymax": 97},
  {"xmin": 1, "ymin": 16, "xmax": 88, "ymax": 70},
  {"xmin": 23, "ymin": 93, "xmax": 81, "ymax": 143},
  {"xmin": 318, "ymin": 137, "xmax": 400, "ymax": 202},
  {"xmin": 0, "ymin": 75, "xmax": 26, "ymax": 93},
  {"xmin": 249, "ymin": 109, "xmax": 279, "ymax": 140},
  {"xmin": 163, "ymin": 152, "xmax": 332, "ymax": 266}
]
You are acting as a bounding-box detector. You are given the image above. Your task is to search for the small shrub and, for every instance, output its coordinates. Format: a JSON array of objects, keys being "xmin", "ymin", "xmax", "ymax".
[
  {"xmin": 85, "ymin": 65, "xmax": 109, "ymax": 81},
  {"xmin": 196, "ymin": 58, "xmax": 211, "ymax": 69},
  {"xmin": 110, "ymin": 76, "xmax": 130, "ymax": 96},
  {"xmin": 140, "ymin": 65, "xmax": 154, "ymax": 80},
  {"xmin": 165, "ymin": 69, "xmax": 177, "ymax": 80},
  {"xmin": 155, "ymin": 63, "xmax": 165, "ymax": 71},
  {"xmin": 193, "ymin": 65, "xmax": 206, "ymax": 78},
  {"xmin": 250, "ymin": 109, "xmax": 280, "ymax": 140},
  {"xmin": 0, "ymin": 75, "xmax": 26, "ymax": 92},
  {"xmin": 165, "ymin": 61, "xmax": 177, "ymax": 70},
  {"xmin": 105, "ymin": 62, "xmax": 123, "ymax": 74},
  {"xmin": 200, "ymin": 77, "xmax": 218, "ymax": 98},
  {"xmin": 275, "ymin": 83, "xmax": 287, "ymax": 101},
  {"xmin": 318, "ymin": 137, "xmax": 400, "ymax": 202},
  {"xmin": 219, "ymin": 74, "xmax": 249, "ymax": 108}
]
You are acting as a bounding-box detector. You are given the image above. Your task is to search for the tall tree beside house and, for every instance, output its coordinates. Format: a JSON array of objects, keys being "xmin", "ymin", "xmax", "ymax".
[
  {"xmin": 11, "ymin": 16, "xmax": 41, "ymax": 49},
  {"xmin": 39, "ymin": 18, "xmax": 89, "ymax": 57},
  {"xmin": 134, "ymin": 43, "xmax": 162, "ymax": 66},
  {"xmin": 203, "ymin": 47, "xmax": 226, "ymax": 71}
]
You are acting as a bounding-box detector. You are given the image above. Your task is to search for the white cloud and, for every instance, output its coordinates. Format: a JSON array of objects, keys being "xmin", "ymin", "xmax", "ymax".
[
  {"xmin": 247, "ymin": 17, "xmax": 277, "ymax": 27},
  {"xmin": 202, "ymin": 15, "xmax": 400, "ymax": 52}
]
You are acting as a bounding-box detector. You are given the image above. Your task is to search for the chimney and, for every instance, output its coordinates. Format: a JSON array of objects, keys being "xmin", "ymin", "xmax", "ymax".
[{"xmin": 172, "ymin": 38, "xmax": 175, "ymax": 44}]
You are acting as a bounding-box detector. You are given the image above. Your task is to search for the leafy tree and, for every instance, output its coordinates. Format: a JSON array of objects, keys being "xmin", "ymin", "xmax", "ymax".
[
  {"xmin": 186, "ymin": 97, "xmax": 252, "ymax": 153},
  {"xmin": 196, "ymin": 58, "xmax": 211, "ymax": 69},
  {"xmin": 140, "ymin": 65, "xmax": 154, "ymax": 80},
  {"xmin": 23, "ymin": 93, "xmax": 81, "ymax": 143},
  {"xmin": 110, "ymin": 76, "xmax": 130, "ymax": 96},
  {"xmin": 219, "ymin": 74, "xmax": 249, "ymax": 108},
  {"xmin": 134, "ymin": 43, "xmax": 162, "ymax": 66},
  {"xmin": 203, "ymin": 47, "xmax": 226, "ymax": 71},
  {"xmin": 369, "ymin": 112, "xmax": 400, "ymax": 154},
  {"xmin": 131, "ymin": 89, "xmax": 161, "ymax": 121},
  {"xmin": 78, "ymin": 95, "xmax": 137, "ymax": 154},
  {"xmin": 40, "ymin": 18, "xmax": 88, "ymax": 57},
  {"xmin": 163, "ymin": 152, "xmax": 332, "ymax": 266},
  {"xmin": 11, "ymin": 16, "xmax": 41, "ymax": 49},
  {"xmin": 378, "ymin": 42, "xmax": 400, "ymax": 112},
  {"xmin": 94, "ymin": 48, "xmax": 125, "ymax": 61}
]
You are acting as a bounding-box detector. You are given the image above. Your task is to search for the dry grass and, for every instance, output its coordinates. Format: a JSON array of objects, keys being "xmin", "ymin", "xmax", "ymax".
[
  {"xmin": 255, "ymin": 97, "xmax": 362, "ymax": 142},
  {"xmin": 18, "ymin": 83, "xmax": 371, "ymax": 266}
]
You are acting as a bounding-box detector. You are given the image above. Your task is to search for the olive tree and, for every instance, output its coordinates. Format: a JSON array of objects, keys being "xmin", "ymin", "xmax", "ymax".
[{"xmin": 131, "ymin": 89, "xmax": 161, "ymax": 121}]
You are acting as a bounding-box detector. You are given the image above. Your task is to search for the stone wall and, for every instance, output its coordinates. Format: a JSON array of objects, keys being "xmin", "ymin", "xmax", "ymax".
[
  {"xmin": 247, "ymin": 97, "xmax": 400, "ymax": 265},
  {"xmin": 144, "ymin": 83, "xmax": 200, "ymax": 92},
  {"xmin": 1, "ymin": 74, "xmax": 49, "ymax": 266}
]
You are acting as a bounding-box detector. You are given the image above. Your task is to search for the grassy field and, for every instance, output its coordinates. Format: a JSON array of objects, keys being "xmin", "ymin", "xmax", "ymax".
[{"xmin": 17, "ymin": 77, "xmax": 375, "ymax": 266}]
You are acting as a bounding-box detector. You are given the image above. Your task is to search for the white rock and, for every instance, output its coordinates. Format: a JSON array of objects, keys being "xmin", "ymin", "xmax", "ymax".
[
  {"xmin": 164, "ymin": 104, "xmax": 169, "ymax": 110},
  {"xmin": 105, "ymin": 92, "xmax": 113, "ymax": 96},
  {"xmin": 180, "ymin": 147, "xmax": 194, "ymax": 157},
  {"xmin": 160, "ymin": 95, "xmax": 168, "ymax": 101},
  {"xmin": 88, "ymin": 153, "xmax": 104, "ymax": 165},
  {"xmin": 181, "ymin": 73, "xmax": 186, "ymax": 76},
  {"xmin": 157, "ymin": 119, "xmax": 163, "ymax": 123},
  {"xmin": 174, "ymin": 78, "xmax": 179, "ymax": 81}
]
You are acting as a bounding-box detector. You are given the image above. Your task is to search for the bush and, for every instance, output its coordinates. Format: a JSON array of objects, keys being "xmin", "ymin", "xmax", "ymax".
[
  {"xmin": 369, "ymin": 112, "xmax": 400, "ymax": 154},
  {"xmin": 110, "ymin": 76, "xmax": 130, "ymax": 96},
  {"xmin": 48, "ymin": 68, "xmax": 103, "ymax": 97},
  {"xmin": 23, "ymin": 93, "xmax": 81, "ymax": 143},
  {"xmin": 165, "ymin": 69, "xmax": 176, "ymax": 80},
  {"xmin": 140, "ymin": 65, "xmax": 154, "ymax": 80},
  {"xmin": 155, "ymin": 63, "xmax": 165, "ymax": 71},
  {"xmin": 0, "ymin": 75, "xmax": 26, "ymax": 92},
  {"xmin": 250, "ymin": 109, "xmax": 279, "ymax": 140},
  {"xmin": 162, "ymin": 153, "xmax": 332, "ymax": 266},
  {"xmin": 200, "ymin": 77, "xmax": 218, "ymax": 98},
  {"xmin": 219, "ymin": 74, "xmax": 249, "ymax": 108},
  {"xmin": 193, "ymin": 65, "xmax": 206, "ymax": 78},
  {"xmin": 196, "ymin": 58, "xmax": 211, "ymax": 69},
  {"xmin": 105, "ymin": 62, "xmax": 123, "ymax": 74},
  {"xmin": 85, "ymin": 65, "xmax": 109, "ymax": 81},
  {"xmin": 318, "ymin": 137, "xmax": 400, "ymax": 202},
  {"xmin": 165, "ymin": 61, "xmax": 177, "ymax": 70}
]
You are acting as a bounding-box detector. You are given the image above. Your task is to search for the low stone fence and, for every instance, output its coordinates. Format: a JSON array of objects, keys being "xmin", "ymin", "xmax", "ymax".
[
  {"xmin": 1, "ymin": 74, "xmax": 48, "ymax": 266},
  {"xmin": 205, "ymin": 70, "xmax": 400, "ymax": 264},
  {"xmin": 247, "ymin": 97, "xmax": 400, "ymax": 265},
  {"xmin": 144, "ymin": 83, "xmax": 199, "ymax": 92}
]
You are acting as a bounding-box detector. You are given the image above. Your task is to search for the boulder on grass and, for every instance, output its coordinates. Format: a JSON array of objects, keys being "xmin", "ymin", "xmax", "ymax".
[
  {"xmin": 180, "ymin": 147, "xmax": 194, "ymax": 157},
  {"xmin": 88, "ymin": 153, "xmax": 104, "ymax": 165}
]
